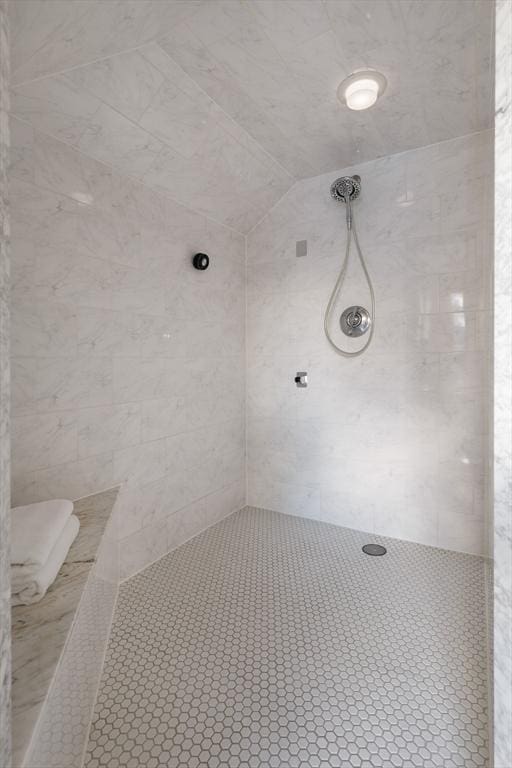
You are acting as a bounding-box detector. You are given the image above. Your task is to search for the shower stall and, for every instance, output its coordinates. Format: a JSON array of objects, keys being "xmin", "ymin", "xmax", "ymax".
[{"xmin": 0, "ymin": 1, "xmax": 510, "ymax": 768}]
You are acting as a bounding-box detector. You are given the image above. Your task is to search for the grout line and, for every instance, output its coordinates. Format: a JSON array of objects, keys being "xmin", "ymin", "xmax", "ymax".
[
  {"xmin": 11, "ymin": 41, "xmax": 297, "ymax": 232},
  {"xmin": 13, "ymin": 430, "xmax": 245, "ymax": 480},
  {"xmin": 9, "ymin": 113, "xmax": 247, "ymax": 237},
  {"xmin": 10, "ymin": 109, "xmax": 492, "ymax": 242},
  {"xmin": 148, "ymin": 42, "xmax": 297, "ymax": 184},
  {"xmin": 245, "ymin": 127, "xmax": 494, "ymax": 237},
  {"xmin": 119, "ymin": 490, "xmax": 245, "ymax": 583},
  {"xmin": 12, "ymin": 418, "xmax": 244, "ymax": 484},
  {"xmin": 245, "ymin": 178, "xmax": 299, "ymax": 236},
  {"xmin": 11, "ymin": 41, "xmax": 159, "ymax": 89},
  {"xmin": 253, "ymin": 503, "xmax": 491, "ymax": 559},
  {"xmin": 67, "ymin": 485, "xmax": 121, "ymax": 504}
]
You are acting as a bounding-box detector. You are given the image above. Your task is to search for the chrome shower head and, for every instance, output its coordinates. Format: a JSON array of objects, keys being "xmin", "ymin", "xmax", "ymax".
[{"xmin": 330, "ymin": 175, "xmax": 361, "ymax": 203}]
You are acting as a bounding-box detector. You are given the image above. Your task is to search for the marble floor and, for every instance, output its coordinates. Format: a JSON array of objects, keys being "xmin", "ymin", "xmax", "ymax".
[{"xmin": 85, "ymin": 507, "xmax": 491, "ymax": 768}]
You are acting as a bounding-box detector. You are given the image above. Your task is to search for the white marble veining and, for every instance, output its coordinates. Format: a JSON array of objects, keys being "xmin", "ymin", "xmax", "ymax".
[
  {"xmin": 78, "ymin": 102, "xmax": 163, "ymax": 178},
  {"xmin": 10, "ymin": 33, "xmax": 294, "ymax": 233},
  {"xmin": 158, "ymin": 0, "xmax": 493, "ymax": 177},
  {"xmin": 67, "ymin": 49, "xmax": 165, "ymax": 124},
  {"xmin": 10, "ymin": 74, "xmax": 101, "ymax": 147},
  {"xmin": 119, "ymin": 478, "xmax": 245, "ymax": 580},
  {"xmin": 9, "ymin": 0, "xmax": 202, "ymax": 85},
  {"xmin": 5, "ymin": 2, "xmax": 500, "ymax": 765},
  {"xmin": 247, "ymin": 131, "xmax": 493, "ymax": 556},
  {"xmin": 0, "ymin": 2, "xmax": 9, "ymax": 764},
  {"xmin": 493, "ymin": 1, "xmax": 512, "ymax": 765},
  {"xmin": 11, "ymin": 489, "xmax": 119, "ymax": 768},
  {"xmin": 9, "ymin": 1, "xmax": 493, "ymax": 232},
  {"xmin": 9, "ymin": 114, "xmax": 246, "ymax": 579}
]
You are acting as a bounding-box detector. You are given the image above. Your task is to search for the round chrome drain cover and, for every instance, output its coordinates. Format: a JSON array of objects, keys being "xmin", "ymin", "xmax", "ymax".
[
  {"xmin": 340, "ymin": 305, "xmax": 371, "ymax": 337},
  {"xmin": 362, "ymin": 543, "xmax": 387, "ymax": 556}
]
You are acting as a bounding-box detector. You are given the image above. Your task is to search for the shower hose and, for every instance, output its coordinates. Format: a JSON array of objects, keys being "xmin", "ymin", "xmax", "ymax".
[{"xmin": 323, "ymin": 196, "xmax": 375, "ymax": 357}]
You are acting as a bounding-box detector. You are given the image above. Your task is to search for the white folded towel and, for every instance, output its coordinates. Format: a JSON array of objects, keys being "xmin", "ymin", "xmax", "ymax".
[
  {"xmin": 10, "ymin": 499, "xmax": 74, "ymax": 568},
  {"xmin": 12, "ymin": 515, "xmax": 80, "ymax": 606}
]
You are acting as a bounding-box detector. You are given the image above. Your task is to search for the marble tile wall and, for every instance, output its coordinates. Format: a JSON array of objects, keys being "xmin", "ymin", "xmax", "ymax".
[
  {"xmin": 493, "ymin": 1, "xmax": 512, "ymax": 764},
  {"xmin": 247, "ymin": 130, "xmax": 493, "ymax": 556},
  {"xmin": 9, "ymin": 117, "xmax": 246, "ymax": 581},
  {"xmin": 8, "ymin": 0, "xmax": 203, "ymax": 84},
  {"xmin": 9, "ymin": 37, "xmax": 294, "ymax": 233},
  {"xmin": 158, "ymin": 0, "xmax": 493, "ymax": 177},
  {"xmin": 8, "ymin": 1, "xmax": 493, "ymax": 181},
  {"xmin": 0, "ymin": 1, "xmax": 10, "ymax": 764}
]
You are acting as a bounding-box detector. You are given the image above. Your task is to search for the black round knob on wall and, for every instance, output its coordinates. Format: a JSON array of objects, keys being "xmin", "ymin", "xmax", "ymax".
[{"xmin": 192, "ymin": 253, "xmax": 209, "ymax": 270}]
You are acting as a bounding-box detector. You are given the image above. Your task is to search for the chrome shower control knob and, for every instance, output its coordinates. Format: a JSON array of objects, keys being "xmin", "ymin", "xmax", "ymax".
[
  {"xmin": 346, "ymin": 310, "xmax": 362, "ymax": 328},
  {"xmin": 340, "ymin": 306, "xmax": 371, "ymax": 337}
]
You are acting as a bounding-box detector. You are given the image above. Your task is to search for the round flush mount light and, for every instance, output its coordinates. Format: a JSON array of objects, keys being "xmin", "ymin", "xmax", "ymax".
[{"xmin": 337, "ymin": 70, "xmax": 387, "ymax": 111}]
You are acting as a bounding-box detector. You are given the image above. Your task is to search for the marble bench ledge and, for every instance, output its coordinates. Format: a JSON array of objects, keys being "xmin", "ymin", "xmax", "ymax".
[{"xmin": 11, "ymin": 487, "xmax": 119, "ymax": 768}]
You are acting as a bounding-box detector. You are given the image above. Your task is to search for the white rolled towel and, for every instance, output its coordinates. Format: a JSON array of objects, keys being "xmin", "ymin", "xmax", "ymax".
[
  {"xmin": 11, "ymin": 499, "xmax": 73, "ymax": 569},
  {"xmin": 12, "ymin": 515, "xmax": 80, "ymax": 606}
]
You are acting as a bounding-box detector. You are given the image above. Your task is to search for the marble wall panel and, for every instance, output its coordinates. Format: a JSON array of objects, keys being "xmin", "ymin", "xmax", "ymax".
[
  {"xmin": 493, "ymin": 1, "xmax": 512, "ymax": 764},
  {"xmin": 0, "ymin": 1, "xmax": 10, "ymax": 764},
  {"xmin": 247, "ymin": 131, "xmax": 493, "ymax": 556},
  {"xmin": 9, "ymin": 116, "xmax": 246, "ymax": 580}
]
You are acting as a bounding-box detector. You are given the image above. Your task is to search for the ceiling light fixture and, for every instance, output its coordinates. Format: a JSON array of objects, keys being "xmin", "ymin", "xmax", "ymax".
[{"xmin": 337, "ymin": 70, "xmax": 387, "ymax": 111}]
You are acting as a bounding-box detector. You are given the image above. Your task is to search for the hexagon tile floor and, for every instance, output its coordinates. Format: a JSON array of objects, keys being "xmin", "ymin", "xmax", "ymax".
[{"xmin": 85, "ymin": 507, "xmax": 491, "ymax": 768}]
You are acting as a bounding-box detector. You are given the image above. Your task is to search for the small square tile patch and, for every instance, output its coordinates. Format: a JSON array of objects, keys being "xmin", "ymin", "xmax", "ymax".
[{"xmin": 85, "ymin": 507, "xmax": 490, "ymax": 768}]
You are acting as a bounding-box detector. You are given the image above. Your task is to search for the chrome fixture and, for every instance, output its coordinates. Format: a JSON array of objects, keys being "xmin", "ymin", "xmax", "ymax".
[
  {"xmin": 340, "ymin": 306, "xmax": 371, "ymax": 338},
  {"xmin": 330, "ymin": 175, "xmax": 361, "ymax": 203},
  {"xmin": 294, "ymin": 372, "xmax": 308, "ymax": 388},
  {"xmin": 324, "ymin": 175, "xmax": 375, "ymax": 357}
]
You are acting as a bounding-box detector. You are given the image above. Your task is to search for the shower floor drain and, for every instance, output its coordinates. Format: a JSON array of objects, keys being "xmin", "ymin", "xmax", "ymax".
[{"xmin": 362, "ymin": 543, "xmax": 387, "ymax": 556}]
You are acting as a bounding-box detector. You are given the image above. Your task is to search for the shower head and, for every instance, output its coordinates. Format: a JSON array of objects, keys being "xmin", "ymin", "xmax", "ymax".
[{"xmin": 330, "ymin": 175, "xmax": 361, "ymax": 203}]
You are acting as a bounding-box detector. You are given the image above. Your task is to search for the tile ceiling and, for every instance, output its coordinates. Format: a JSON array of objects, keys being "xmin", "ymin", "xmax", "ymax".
[{"xmin": 9, "ymin": 0, "xmax": 494, "ymax": 233}]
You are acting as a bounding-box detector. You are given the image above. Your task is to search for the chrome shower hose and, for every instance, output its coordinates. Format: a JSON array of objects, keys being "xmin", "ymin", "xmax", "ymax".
[{"xmin": 323, "ymin": 197, "xmax": 375, "ymax": 357}]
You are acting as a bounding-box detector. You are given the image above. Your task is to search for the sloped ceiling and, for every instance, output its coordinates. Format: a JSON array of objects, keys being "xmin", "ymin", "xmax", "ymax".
[{"xmin": 9, "ymin": 0, "xmax": 494, "ymax": 233}]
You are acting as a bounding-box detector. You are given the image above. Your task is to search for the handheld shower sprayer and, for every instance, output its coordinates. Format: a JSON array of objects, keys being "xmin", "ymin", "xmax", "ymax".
[
  {"xmin": 330, "ymin": 175, "xmax": 361, "ymax": 203},
  {"xmin": 330, "ymin": 175, "xmax": 361, "ymax": 229},
  {"xmin": 324, "ymin": 175, "xmax": 375, "ymax": 357}
]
